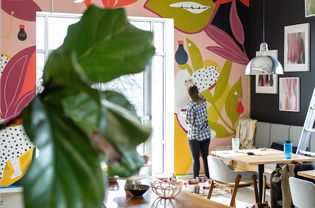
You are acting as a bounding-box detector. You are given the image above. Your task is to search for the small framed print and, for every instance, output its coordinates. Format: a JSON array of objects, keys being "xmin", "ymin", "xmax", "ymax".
[
  {"xmin": 305, "ymin": 0, "xmax": 315, "ymax": 17},
  {"xmin": 255, "ymin": 50, "xmax": 278, "ymax": 94},
  {"xmin": 284, "ymin": 23, "xmax": 310, "ymax": 72},
  {"xmin": 279, "ymin": 77, "xmax": 300, "ymax": 112}
]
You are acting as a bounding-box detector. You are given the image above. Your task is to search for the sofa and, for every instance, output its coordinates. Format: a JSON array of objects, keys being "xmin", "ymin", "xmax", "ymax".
[{"xmin": 254, "ymin": 121, "xmax": 315, "ymax": 152}]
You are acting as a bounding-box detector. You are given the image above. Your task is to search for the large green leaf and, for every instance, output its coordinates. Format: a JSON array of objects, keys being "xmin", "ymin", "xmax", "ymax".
[
  {"xmin": 62, "ymin": 91, "xmax": 100, "ymax": 135},
  {"xmin": 62, "ymin": 91, "xmax": 150, "ymax": 147},
  {"xmin": 107, "ymin": 145, "xmax": 144, "ymax": 178},
  {"xmin": 22, "ymin": 97, "xmax": 104, "ymax": 208},
  {"xmin": 45, "ymin": 6, "xmax": 155, "ymax": 85},
  {"xmin": 225, "ymin": 78, "xmax": 243, "ymax": 127},
  {"xmin": 101, "ymin": 99, "xmax": 150, "ymax": 147},
  {"xmin": 102, "ymin": 90, "xmax": 137, "ymax": 117},
  {"xmin": 186, "ymin": 38, "xmax": 203, "ymax": 71},
  {"xmin": 213, "ymin": 61, "xmax": 232, "ymax": 102},
  {"xmin": 209, "ymin": 121, "xmax": 233, "ymax": 138},
  {"xmin": 12, "ymin": 6, "xmax": 155, "ymax": 208},
  {"xmin": 62, "ymin": 90, "xmax": 149, "ymax": 177}
]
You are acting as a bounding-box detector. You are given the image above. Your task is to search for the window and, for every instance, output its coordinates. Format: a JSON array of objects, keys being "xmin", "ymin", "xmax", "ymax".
[{"xmin": 36, "ymin": 12, "xmax": 174, "ymax": 175}]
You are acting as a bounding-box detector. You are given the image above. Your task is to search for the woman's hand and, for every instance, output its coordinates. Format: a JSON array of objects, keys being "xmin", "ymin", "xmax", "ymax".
[{"xmin": 180, "ymin": 108, "xmax": 187, "ymax": 119}]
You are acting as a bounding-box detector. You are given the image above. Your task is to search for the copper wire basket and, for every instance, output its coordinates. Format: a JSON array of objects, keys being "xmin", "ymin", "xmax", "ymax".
[{"xmin": 151, "ymin": 179, "xmax": 182, "ymax": 199}]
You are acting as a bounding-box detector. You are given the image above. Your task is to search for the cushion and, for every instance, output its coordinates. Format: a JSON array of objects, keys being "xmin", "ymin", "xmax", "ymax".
[
  {"xmin": 270, "ymin": 124, "xmax": 290, "ymax": 145},
  {"xmin": 255, "ymin": 122, "xmax": 271, "ymax": 148}
]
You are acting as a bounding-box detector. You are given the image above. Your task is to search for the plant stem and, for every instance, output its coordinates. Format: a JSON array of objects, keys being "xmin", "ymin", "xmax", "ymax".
[{"xmin": 186, "ymin": 64, "xmax": 194, "ymax": 75}]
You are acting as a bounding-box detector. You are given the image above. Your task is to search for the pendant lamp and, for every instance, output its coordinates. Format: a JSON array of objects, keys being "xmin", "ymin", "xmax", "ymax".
[{"xmin": 245, "ymin": 0, "xmax": 283, "ymax": 75}]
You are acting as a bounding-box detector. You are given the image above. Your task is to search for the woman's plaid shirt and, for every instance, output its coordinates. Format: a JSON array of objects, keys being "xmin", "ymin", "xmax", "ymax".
[{"xmin": 186, "ymin": 100, "xmax": 211, "ymax": 141}]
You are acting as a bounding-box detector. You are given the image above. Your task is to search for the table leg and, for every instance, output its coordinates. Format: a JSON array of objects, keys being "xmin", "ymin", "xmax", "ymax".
[{"xmin": 258, "ymin": 164, "xmax": 264, "ymax": 203}]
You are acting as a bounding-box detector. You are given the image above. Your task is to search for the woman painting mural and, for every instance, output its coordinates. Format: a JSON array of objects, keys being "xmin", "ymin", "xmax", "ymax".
[{"xmin": 185, "ymin": 85, "xmax": 211, "ymax": 179}]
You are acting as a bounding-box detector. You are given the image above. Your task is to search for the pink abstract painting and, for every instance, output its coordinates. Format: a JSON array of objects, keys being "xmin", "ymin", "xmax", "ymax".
[
  {"xmin": 279, "ymin": 77, "xmax": 300, "ymax": 112},
  {"xmin": 284, "ymin": 23, "xmax": 310, "ymax": 72},
  {"xmin": 287, "ymin": 32, "xmax": 305, "ymax": 64}
]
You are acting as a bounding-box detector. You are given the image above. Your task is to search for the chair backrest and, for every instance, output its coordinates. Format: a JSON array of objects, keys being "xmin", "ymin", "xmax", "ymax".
[
  {"xmin": 289, "ymin": 177, "xmax": 315, "ymax": 208},
  {"xmin": 207, "ymin": 155, "xmax": 236, "ymax": 183}
]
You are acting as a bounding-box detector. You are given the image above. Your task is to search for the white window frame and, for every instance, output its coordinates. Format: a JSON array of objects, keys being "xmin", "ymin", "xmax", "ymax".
[{"xmin": 36, "ymin": 12, "xmax": 174, "ymax": 175}]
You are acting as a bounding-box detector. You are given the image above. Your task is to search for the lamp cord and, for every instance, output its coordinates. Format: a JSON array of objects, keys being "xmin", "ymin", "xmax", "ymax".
[{"xmin": 263, "ymin": 0, "xmax": 265, "ymax": 43}]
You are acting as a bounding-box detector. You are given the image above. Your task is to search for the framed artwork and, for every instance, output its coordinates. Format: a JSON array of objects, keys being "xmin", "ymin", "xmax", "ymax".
[
  {"xmin": 305, "ymin": 0, "xmax": 315, "ymax": 17},
  {"xmin": 279, "ymin": 77, "xmax": 300, "ymax": 112},
  {"xmin": 284, "ymin": 23, "xmax": 310, "ymax": 72},
  {"xmin": 255, "ymin": 50, "xmax": 278, "ymax": 94}
]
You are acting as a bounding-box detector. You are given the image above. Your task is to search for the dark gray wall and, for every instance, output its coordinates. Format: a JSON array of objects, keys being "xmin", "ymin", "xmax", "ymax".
[{"xmin": 248, "ymin": 0, "xmax": 315, "ymax": 126}]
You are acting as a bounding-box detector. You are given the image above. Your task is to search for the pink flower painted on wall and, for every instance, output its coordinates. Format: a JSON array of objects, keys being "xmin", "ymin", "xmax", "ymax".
[
  {"xmin": 83, "ymin": 0, "xmax": 138, "ymax": 8},
  {"xmin": 0, "ymin": 46, "xmax": 36, "ymax": 122},
  {"xmin": 1, "ymin": 0, "xmax": 41, "ymax": 21}
]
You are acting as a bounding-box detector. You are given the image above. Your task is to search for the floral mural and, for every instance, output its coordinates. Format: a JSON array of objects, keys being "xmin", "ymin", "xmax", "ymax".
[
  {"xmin": 145, "ymin": 0, "xmax": 249, "ymax": 64},
  {"xmin": 0, "ymin": 0, "xmax": 250, "ymax": 178},
  {"xmin": 144, "ymin": 0, "xmax": 249, "ymax": 173}
]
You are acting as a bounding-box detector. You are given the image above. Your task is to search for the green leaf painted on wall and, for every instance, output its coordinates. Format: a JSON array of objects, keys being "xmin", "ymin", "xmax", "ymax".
[
  {"xmin": 144, "ymin": 0, "xmax": 215, "ymax": 33},
  {"xmin": 209, "ymin": 121, "xmax": 233, "ymax": 138},
  {"xmin": 213, "ymin": 61, "xmax": 232, "ymax": 102},
  {"xmin": 207, "ymin": 84, "xmax": 231, "ymax": 123},
  {"xmin": 225, "ymin": 78, "xmax": 243, "ymax": 127},
  {"xmin": 201, "ymin": 89, "xmax": 214, "ymax": 103},
  {"xmin": 186, "ymin": 38, "xmax": 203, "ymax": 71},
  {"xmin": 178, "ymin": 63, "xmax": 193, "ymax": 74}
]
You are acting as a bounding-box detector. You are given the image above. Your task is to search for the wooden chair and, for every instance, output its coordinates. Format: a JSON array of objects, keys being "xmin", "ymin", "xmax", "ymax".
[{"xmin": 207, "ymin": 155, "xmax": 259, "ymax": 207}]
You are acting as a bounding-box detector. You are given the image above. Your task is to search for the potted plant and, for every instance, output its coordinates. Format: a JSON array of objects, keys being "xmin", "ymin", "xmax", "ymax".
[{"xmin": 1, "ymin": 5, "xmax": 155, "ymax": 208}]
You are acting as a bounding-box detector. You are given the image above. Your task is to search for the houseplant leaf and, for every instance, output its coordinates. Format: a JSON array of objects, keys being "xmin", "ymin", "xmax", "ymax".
[
  {"xmin": 44, "ymin": 6, "xmax": 155, "ymax": 85},
  {"xmin": 225, "ymin": 78, "xmax": 243, "ymax": 127},
  {"xmin": 22, "ymin": 97, "xmax": 104, "ymax": 208},
  {"xmin": 16, "ymin": 5, "xmax": 154, "ymax": 208},
  {"xmin": 62, "ymin": 90, "xmax": 150, "ymax": 147},
  {"xmin": 62, "ymin": 88, "xmax": 149, "ymax": 177},
  {"xmin": 107, "ymin": 144, "xmax": 144, "ymax": 177}
]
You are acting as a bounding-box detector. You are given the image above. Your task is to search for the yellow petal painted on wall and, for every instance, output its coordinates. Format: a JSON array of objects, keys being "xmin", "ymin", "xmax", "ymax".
[
  {"xmin": 174, "ymin": 115, "xmax": 192, "ymax": 174},
  {"xmin": 0, "ymin": 147, "xmax": 34, "ymax": 186},
  {"xmin": 203, "ymin": 60, "xmax": 220, "ymax": 70}
]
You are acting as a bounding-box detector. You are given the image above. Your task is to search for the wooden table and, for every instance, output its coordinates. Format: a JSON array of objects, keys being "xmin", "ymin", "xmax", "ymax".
[
  {"xmin": 105, "ymin": 180, "xmax": 231, "ymax": 208},
  {"xmin": 211, "ymin": 148, "xmax": 315, "ymax": 203},
  {"xmin": 298, "ymin": 170, "xmax": 315, "ymax": 180}
]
